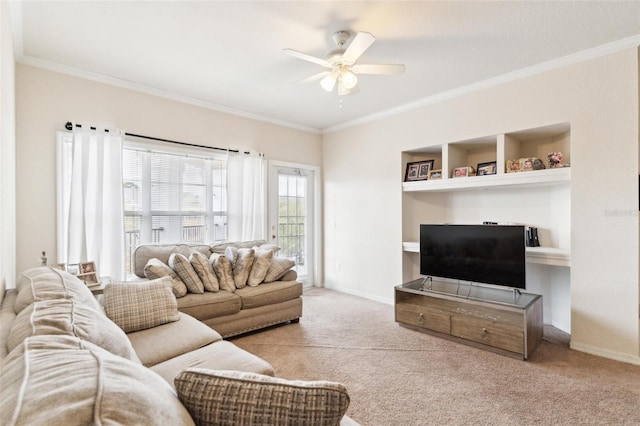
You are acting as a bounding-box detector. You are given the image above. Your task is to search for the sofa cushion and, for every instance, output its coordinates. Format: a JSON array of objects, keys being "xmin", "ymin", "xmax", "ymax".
[
  {"xmin": 235, "ymin": 280, "xmax": 303, "ymax": 310},
  {"xmin": 226, "ymin": 247, "xmax": 255, "ymax": 289},
  {"xmin": 144, "ymin": 258, "xmax": 188, "ymax": 298},
  {"xmin": 264, "ymin": 257, "xmax": 296, "ymax": 283},
  {"xmin": 0, "ymin": 335, "xmax": 194, "ymax": 426},
  {"xmin": 175, "ymin": 368, "xmax": 349, "ymax": 426},
  {"xmin": 14, "ymin": 266, "xmax": 102, "ymax": 314},
  {"xmin": 190, "ymin": 251, "xmax": 219, "ymax": 292},
  {"xmin": 127, "ymin": 312, "xmax": 222, "ymax": 367},
  {"xmin": 177, "ymin": 290, "xmax": 241, "ymax": 321},
  {"xmin": 133, "ymin": 243, "xmax": 211, "ymax": 278},
  {"xmin": 152, "ymin": 340, "xmax": 275, "ymax": 386},
  {"xmin": 248, "ymin": 246, "xmax": 275, "ymax": 286},
  {"xmin": 169, "ymin": 253, "xmax": 205, "ymax": 294},
  {"xmin": 104, "ymin": 277, "xmax": 180, "ymax": 333},
  {"xmin": 210, "ymin": 253, "xmax": 235, "ymax": 292},
  {"xmin": 211, "ymin": 239, "xmax": 266, "ymax": 254},
  {"xmin": 7, "ymin": 298, "xmax": 140, "ymax": 363}
]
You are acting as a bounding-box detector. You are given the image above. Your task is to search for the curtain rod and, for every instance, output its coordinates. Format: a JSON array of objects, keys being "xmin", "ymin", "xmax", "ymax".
[{"xmin": 64, "ymin": 121, "xmax": 251, "ymax": 155}]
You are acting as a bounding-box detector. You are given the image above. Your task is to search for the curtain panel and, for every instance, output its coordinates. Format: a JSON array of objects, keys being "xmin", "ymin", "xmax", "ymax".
[
  {"xmin": 226, "ymin": 152, "xmax": 266, "ymax": 242},
  {"xmin": 56, "ymin": 129, "xmax": 125, "ymax": 280}
]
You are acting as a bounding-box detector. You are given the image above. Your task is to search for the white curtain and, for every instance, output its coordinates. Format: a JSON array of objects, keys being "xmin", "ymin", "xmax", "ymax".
[
  {"xmin": 56, "ymin": 128, "xmax": 125, "ymax": 280},
  {"xmin": 226, "ymin": 151, "xmax": 265, "ymax": 241}
]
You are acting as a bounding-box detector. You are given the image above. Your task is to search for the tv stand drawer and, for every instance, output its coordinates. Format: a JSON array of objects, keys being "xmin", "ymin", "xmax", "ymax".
[
  {"xmin": 451, "ymin": 316, "xmax": 524, "ymax": 355},
  {"xmin": 396, "ymin": 303, "xmax": 450, "ymax": 334}
]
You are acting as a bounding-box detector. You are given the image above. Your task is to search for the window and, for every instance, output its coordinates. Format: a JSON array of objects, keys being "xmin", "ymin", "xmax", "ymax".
[{"xmin": 122, "ymin": 140, "xmax": 227, "ymax": 275}]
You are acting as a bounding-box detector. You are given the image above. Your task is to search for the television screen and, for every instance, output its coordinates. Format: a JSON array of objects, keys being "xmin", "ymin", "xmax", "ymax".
[{"xmin": 420, "ymin": 224, "xmax": 526, "ymax": 289}]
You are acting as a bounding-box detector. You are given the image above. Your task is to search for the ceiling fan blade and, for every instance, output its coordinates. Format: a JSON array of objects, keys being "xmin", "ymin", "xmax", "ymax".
[
  {"xmin": 342, "ymin": 32, "xmax": 376, "ymax": 64},
  {"xmin": 292, "ymin": 71, "xmax": 330, "ymax": 85},
  {"xmin": 283, "ymin": 48, "xmax": 330, "ymax": 68},
  {"xmin": 352, "ymin": 64, "xmax": 406, "ymax": 75}
]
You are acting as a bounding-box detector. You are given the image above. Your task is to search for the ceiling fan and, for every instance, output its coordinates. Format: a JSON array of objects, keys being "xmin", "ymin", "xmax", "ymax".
[{"xmin": 284, "ymin": 31, "xmax": 405, "ymax": 96}]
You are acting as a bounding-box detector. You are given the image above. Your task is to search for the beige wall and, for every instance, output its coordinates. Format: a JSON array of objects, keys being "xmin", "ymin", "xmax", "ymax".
[
  {"xmin": 0, "ymin": 1, "xmax": 17, "ymax": 291},
  {"xmin": 15, "ymin": 64, "xmax": 322, "ymax": 275},
  {"xmin": 323, "ymin": 48, "xmax": 640, "ymax": 363}
]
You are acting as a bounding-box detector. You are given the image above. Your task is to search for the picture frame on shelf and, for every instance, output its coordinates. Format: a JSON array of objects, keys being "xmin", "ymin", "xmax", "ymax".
[
  {"xmin": 428, "ymin": 169, "xmax": 442, "ymax": 180},
  {"xmin": 506, "ymin": 159, "xmax": 520, "ymax": 173},
  {"xmin": 477, "ymin": 161, "xmax": 497, "ymax": 176},
  {"xmin": 452, "ymin": 166, "xmax": 475, "ymax": 178},
  {"xmin": 404, "ymin": 160, "xmax": 435, "ymax": 182},
  {"xmin": 519, "ymin": 158, "xmax": 535, "ymax": 172}
]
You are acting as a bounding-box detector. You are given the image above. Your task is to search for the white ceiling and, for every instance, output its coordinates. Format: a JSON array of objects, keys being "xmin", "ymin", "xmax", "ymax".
[{"xmin": 10, "ymin": 1, "xmax": 640, "ymax": 132}]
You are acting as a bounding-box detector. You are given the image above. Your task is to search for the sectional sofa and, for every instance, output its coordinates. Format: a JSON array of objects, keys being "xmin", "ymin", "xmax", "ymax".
[
  {"xmin": 0, "ymin": 266, "xmax": 354, "ymax": 425},
  {"xmin": 131, "ymin": 239, "xmax": 303, "ymax": 337}
]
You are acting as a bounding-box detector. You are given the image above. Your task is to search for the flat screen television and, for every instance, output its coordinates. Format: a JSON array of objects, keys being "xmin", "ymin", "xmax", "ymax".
[{"xmin": 420, "ymin": 224, "xmax": 526, "ymax": 289}]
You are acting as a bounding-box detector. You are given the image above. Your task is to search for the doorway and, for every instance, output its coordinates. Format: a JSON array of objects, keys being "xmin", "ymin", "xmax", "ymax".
[{"xmin": 268, "ymin": 162, "xmax": 318, "ymax": 287}]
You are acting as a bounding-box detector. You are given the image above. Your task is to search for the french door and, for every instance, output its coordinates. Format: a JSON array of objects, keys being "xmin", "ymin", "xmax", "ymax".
[{"xmin": 268, "ymin": 163, "xmax": 317, "ymax": 287}]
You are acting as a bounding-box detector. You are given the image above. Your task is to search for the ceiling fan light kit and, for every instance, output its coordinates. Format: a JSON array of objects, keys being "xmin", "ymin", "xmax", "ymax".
[{"xmin": 285, "ymin": 30, "xmax": 405, "ymax": 96}]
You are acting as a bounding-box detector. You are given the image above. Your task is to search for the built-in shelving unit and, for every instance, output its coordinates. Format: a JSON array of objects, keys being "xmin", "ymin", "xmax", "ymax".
[{"xmin": 401, "ymin": 123, "xmax": 572, "ymax": 331}]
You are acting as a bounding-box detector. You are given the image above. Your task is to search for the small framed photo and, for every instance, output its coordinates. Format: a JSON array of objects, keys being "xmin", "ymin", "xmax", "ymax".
[
  {"xmin": 477, "ymin": 161, "xmax": 497, "ymax": 176},
  {"xmin": 50, "ymin": 263, "xmax": 66, "ymax": 271},
  {"xmin": 519, "ymin": 158, "xmax": 535, "ymax": 172},
  {"xmin": 428, "ymin": 169, "xmax": 442, "ymax": 180},
  {"xmin": 79, "ymin": 261, "xmax": 96, "ymax": 274},
  {"xmin": 506, "ymin": 160, "xmax": 520, "ymax": 173},
  {"xmin": 452, "ymin": 166, "xmax": 475, "ymax": 178},
  {"xmin": 81, "ymin": 273, "xmax": 100, "ymax": 286},
  {"xmin": 404, "ymin": 160, "xmax": 435, "ymax": 182}
]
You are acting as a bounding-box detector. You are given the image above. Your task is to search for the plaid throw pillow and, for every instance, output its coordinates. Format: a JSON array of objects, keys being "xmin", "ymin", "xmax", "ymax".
[
  {"xmin": 175, "ymin": 369, "xmax": 350, "ymax": 426},
  {"xmin": 104, "ymin": 277, "xmax": 180, "ymax": 333},
  {"xmin": 263, "ymin": 257, "xmax": 296, "ymax": 283},
  {"xmin": 189, "ymin": 252, "xmax": 219, "ymax": 292},
  {"xmin": 169, "ymin": 253, "xmax": 204, "ymax": 294}
]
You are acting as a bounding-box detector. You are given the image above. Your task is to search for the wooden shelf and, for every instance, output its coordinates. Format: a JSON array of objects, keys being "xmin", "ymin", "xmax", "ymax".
[
  {"xmin": 403, "ymin": 242, "xmax": 570, "ymax": 267},
  {"xmin": 402, "ymin": 167, "xmax": 570, "ymax": 193}
]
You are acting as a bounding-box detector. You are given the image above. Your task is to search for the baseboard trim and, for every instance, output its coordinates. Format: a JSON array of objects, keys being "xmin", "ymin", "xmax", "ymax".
[
  {"xmin": 570, "ymin": 341, "xmax": 640, "ymax": 365},
  {"xmin": 321, "ymin": 283, "xmax": 394, "ymax": 306}
]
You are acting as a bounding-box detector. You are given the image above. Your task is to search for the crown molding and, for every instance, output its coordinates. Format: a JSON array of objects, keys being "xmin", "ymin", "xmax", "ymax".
[
  {"xmin": 16, "ymin": 55, "xmax": 322, "ymax": 135},
  {"xmin": 323, "ymin": 35, "xmax": 640, "ymax": 134}
]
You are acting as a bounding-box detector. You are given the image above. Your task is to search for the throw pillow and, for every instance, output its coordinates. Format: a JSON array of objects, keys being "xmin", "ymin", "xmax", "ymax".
[
  {"xmin": 226, "ymin": 247, "xmax": 256, "ymax": 289},
  {"xmin": 258, "ymin": 243, "xmax": 281, "ymax": 254},
  {"xmin": 189, "ymin": 252, "xmax": 219, "ymax": 292},
  {"xmin": 175, "ymin": 368, "xmax": 350, "ymax": 426},
  {"xmin": 103, "ymin": 277, "xmax": 180, "ymax": 333},
  {"xmin": 143, "ymin": 258, "xmax": 188, "ymax": 298},
  {"xmin": 247, "ymin": 247, "xmax": 274, "ymax": 286},
  {"xmin": 169, "ymin": 253, "xmax": 205, "ymax": 294},
  {"xmin": 7, "ymin": 298, "xmax": 140, "ymax": 363},
  {"xmin": 210, "ymin": 253, "xmax": 235, "ymax": 292},
  {"xmin": 263, "ymin": 257, "xmax": 296, "ymax": 283},
  {"xmin": 211, "ymin": 239, "xmax": 267, "ymax": 254},
  {"xmin": 0, "ymin": 335, "xmax": 194, "ymax": 426}
]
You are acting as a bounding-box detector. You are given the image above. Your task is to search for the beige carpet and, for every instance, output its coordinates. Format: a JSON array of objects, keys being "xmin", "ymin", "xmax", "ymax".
[{"xmin": 231, "ymin": 288, "xmax": 640, "ymax": 425}]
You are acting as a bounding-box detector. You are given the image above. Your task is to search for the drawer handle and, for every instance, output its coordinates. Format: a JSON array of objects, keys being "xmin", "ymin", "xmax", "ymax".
[
  {"xmin": 417, "ymin": 313, "xmax": 424, "ymax": 324},
  {"xmin": 481, "ymin": 328, "xmax": 488, "ymax": 338}
]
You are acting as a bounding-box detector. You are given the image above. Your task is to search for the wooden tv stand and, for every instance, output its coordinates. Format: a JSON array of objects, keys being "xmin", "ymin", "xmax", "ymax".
[{"xmin": 395, "ymin": 279, "xmax": 543, "ymax": 360}]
